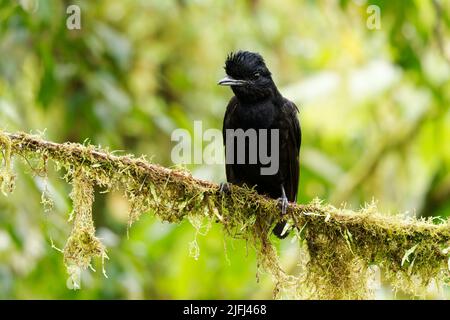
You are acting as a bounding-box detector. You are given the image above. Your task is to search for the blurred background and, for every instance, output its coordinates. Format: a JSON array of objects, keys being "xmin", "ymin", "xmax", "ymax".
[{"xmin": 0, "ymin": 0, "xmax": 449, "ymax": 299}]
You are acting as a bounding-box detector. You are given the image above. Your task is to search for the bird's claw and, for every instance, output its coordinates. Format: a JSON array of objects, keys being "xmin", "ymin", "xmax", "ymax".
[
  {"xmin": 218, "ymin": 182, "xmax": 231, "ymax": 194},
  {"xmin": 277, "ymin": 196, "xmax": 289, "ymax": 215}
]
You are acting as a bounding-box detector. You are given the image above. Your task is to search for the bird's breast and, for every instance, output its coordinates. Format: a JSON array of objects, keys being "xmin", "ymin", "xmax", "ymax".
[{"xmin": 235, "ymin": 100, "xmax": 276, "ymax": 129}]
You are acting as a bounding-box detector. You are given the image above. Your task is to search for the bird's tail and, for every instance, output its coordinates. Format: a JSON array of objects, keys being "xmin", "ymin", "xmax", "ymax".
[{"xmin": 272, "ymin": 221, "xmax": 289, "ymax": 239}]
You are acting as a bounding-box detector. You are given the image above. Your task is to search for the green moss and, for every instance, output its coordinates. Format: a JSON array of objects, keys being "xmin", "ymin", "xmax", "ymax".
[
  {"xmin": 63, "ymin": 169, "xmax": 108, "ymax": 289},
  {"xmin": 0, "ymin": 130, "xmax": 449, "ymax": 298},
  {"xmin": 0, "ymin": 132, "xmax": 15, "ymax": 195}
]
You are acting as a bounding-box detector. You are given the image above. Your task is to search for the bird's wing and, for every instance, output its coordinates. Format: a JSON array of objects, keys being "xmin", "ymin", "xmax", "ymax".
[
  {"xmin": 282, "ymin": 98, "xmax": 301, "ymax": 202},
  {"xmin": 222, "ymin": 96, "xmax": 239, "ymax": 183}
]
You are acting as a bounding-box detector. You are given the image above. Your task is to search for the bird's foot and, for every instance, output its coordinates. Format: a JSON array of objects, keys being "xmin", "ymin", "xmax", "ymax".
[
  {"xmin": 274, "ymin": 185, "xmax": 290, "ymax": 238},
  {"xmin": 277, "ymin": 195, "xmax": 289, "ymax": 215},
  {"xmin": 274, "ymin": 197, "xmax": 290, "ymax": 238},
  {"xmin": 218, "ymin": 182, "xmax": 231, "ymax": 194}
]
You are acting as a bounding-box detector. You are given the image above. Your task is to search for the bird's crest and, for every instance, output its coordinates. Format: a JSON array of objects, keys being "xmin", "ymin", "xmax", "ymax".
[{"xmin": 224, "ymin": 51, "xmax": 270, "ymax": 79}]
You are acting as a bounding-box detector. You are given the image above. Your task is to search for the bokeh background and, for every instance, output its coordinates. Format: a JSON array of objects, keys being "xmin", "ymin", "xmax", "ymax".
[{"xmin": 0, "ymin": 0, "xmax": 449, "ymax": 299}]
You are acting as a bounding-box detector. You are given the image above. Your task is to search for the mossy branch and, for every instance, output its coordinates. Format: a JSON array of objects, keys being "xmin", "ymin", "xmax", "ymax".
[{"xmin": 0, "ymin": 130, "xmax": 449, "ymax": 299}]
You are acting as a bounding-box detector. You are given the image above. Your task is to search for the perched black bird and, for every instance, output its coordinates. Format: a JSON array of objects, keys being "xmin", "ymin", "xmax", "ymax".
[{"xmin": 218, "ymin": 51, "xmax": 301, "ymax": 238}]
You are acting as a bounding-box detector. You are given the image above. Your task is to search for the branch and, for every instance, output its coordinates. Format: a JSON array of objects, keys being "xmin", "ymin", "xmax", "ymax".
[{"xmin": 0, "ymin": 130, "xmax": 449, "ymax": 299}]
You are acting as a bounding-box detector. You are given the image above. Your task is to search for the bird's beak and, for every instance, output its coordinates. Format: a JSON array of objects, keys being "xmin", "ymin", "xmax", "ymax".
[{"xmin": 218, "ymin": 76, "xmax": 246, "ymax": 86}]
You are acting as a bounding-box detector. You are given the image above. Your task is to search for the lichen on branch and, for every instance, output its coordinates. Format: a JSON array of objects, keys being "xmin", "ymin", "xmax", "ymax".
[
  {"xmin": 64, "ymin": 168, "xmax": 108, "ymax": 289},
  {"xmin": 0, "ymin": 130, "xmax": 449, "ymax": 299}
]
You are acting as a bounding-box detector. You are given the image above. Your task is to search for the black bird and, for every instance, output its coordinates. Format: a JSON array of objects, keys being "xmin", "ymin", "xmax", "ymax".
[{"xmin": 218, "ymin": 51, "xmax": 301, "ymax": 238}]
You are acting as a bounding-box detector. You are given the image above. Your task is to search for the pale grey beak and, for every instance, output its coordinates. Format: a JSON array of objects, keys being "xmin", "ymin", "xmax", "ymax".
[{"xmin": 218, "ymin": 75, "xmax": 247, "ymax": 86}]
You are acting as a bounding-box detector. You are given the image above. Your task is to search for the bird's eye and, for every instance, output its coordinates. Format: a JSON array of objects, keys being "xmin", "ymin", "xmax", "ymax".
[{"xmin": 253, "ymin": 72, "xmax": 260, "ymax": 79}]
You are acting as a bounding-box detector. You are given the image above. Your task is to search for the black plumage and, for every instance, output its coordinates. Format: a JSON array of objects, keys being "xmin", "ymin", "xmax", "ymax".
[{"xmin": 218, "ymin": 51, "xmax": 301, "ymax": 238}]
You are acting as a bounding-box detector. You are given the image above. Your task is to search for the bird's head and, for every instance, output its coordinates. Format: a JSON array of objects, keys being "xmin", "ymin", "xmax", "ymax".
[{"xmin": 218, "ymin": 51, "xmax": 278, "ymax": 102}]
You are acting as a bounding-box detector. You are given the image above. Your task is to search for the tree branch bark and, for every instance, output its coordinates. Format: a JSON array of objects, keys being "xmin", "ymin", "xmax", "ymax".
[{"xmin": 0, "ymin": 130, "xmax": 449, "ymax": 299}]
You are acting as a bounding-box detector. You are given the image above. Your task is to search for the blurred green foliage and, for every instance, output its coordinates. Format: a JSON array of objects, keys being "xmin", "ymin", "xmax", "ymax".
[{"xmin": 0, "ymin": 0, "xmax": 449, "ymax": 299}]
